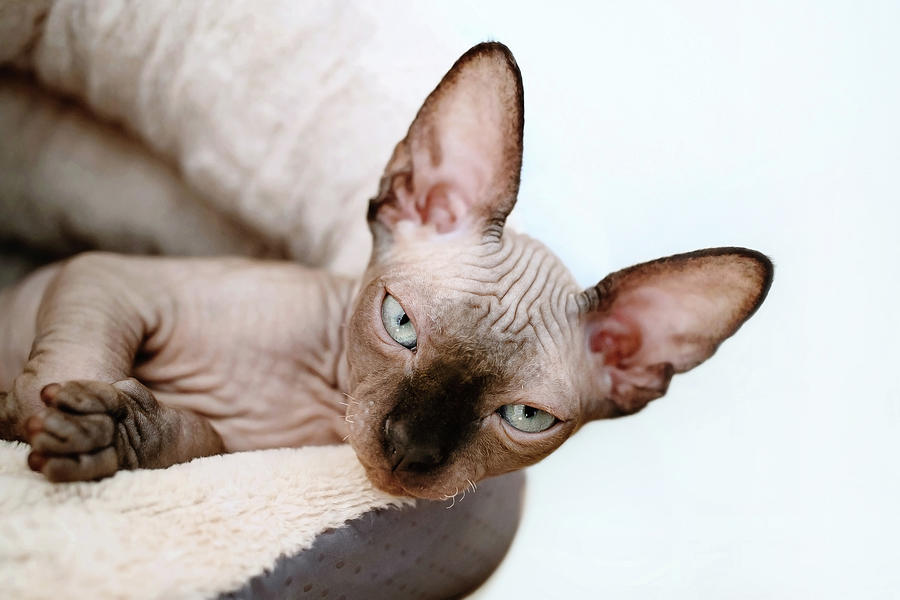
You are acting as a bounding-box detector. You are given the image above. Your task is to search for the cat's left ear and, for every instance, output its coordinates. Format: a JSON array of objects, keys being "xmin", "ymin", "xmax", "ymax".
[
  {"xmin": 575, "ymin": 248, "xmax": 774, "ymax": 419},
  {"xmin": 368, "ymin": 42, "xmax": 524, "ymax": 251}
]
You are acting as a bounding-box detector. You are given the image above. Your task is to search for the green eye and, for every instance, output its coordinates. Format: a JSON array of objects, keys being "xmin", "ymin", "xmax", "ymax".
[
  {"xmin": 381, "ymin": 294, "xmax": 417, "ymax": 350},
  {"xmin": 498, "ymin": 404, "xmax": 557, "ymax": 433}
]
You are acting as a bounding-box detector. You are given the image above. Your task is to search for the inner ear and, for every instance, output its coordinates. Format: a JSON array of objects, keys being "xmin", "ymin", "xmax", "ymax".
[{"xmin": 369, "ymin": 42, "xmax": 524, "ymax": 245}]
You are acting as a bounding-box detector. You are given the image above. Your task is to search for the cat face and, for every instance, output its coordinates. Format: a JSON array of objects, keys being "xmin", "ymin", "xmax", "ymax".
[
  {"xmin": 344, "ymin": 231, "xmax": 584, "ymax": 498},
  {"xmin": 342, "ymin": 43, "xmax": 772, "ymax": 499}
]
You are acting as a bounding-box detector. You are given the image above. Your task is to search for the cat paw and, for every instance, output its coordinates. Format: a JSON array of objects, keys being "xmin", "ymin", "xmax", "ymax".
[
  {"xmin": 24, "ymin": 380, "xmax": 161, "ymax": 482},
  {"xmin": 0, "ymin": 391, "xmax": 19, "ymax": 441}
]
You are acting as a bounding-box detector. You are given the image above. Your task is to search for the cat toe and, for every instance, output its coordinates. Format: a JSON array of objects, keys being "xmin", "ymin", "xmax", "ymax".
[{"xmin": 30, "ymin": 447, "xmax": 119, "ymax": 482}]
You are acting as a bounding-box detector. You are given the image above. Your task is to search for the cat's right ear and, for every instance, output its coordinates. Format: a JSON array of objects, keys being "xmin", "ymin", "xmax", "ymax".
[
  {"xmin": 367, "ymin": 42, "xmax": 524, "ymax": 255},
  {"xmin": 574, "ymin": 248, "xmax": 773, "ymax": 418}
]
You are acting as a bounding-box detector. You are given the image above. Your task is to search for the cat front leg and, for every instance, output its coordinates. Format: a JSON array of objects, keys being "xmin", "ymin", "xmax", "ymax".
[{"xmin": 0, "ymin": 253, "xmax": 224, "ymax": 481}]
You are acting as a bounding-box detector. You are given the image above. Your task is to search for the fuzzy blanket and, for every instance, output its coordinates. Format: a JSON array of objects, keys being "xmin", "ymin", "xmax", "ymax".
[
  {"xmin": 0, "ymin": 0, "xmax": 459, "ymax": 274},
  {"xmin": 0, "ymin": 441, "xmax": 414, "ymax": 599}
]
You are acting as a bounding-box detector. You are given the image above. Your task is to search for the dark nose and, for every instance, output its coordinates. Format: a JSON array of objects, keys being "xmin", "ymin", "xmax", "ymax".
[{"xmin": 383, "ymin": 417, "xmax": 446, "ymax": 473}]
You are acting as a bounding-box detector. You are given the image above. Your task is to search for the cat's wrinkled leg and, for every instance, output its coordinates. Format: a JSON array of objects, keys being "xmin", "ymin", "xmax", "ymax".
[
  {"xmin": 24, "ymin": 378, "xmax": 223, "ymax": 482},
  {"xmin": 2, "ymin": 255, "xmax": 225, "ymax": 482}
]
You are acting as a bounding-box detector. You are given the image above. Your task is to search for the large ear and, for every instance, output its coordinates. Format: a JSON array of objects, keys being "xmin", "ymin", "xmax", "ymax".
[
  {"xmin": 576, "ymin": 248, "xmax": 773, "ymax": 418},
  {"xmin": 368, "ymin": 42, "xmax": 524, "ymax": 251}
]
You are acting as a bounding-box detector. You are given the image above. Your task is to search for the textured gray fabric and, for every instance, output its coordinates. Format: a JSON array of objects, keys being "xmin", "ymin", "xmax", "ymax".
[{"xmin": 220, "ymin": 471, "xmax": 525, "ymax": 600}]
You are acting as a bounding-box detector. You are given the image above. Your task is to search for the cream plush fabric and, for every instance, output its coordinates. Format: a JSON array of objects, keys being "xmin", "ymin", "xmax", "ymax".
[
  {"xmin": 0, "ymin": 76, "xmax": 270, "ymax": 259},
  {"xmin": 0, "ymin": 441, "xmax": 414, "ymax": 599},
  {"xmin": 0, "ymin": 0, "xmax": 460, "ymax": 274}
]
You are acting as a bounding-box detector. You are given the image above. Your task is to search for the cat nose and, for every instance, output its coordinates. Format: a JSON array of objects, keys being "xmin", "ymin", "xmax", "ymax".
[{"xmin": 383, "ymin": 417, "xmax": 446, "ymax": 473}]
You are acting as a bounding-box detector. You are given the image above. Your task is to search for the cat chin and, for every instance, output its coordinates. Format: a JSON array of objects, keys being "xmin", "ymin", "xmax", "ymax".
[
  {"xmin": 349, "ymin": 434, "xmax": 466, "ymax": 500},
  {"xmin": 360, "ymin": 462, "xmax": 457, "ymax": 501},
  {"xmin": 370, "ymin": 474, "xmax": 406, "ymax": 497}
]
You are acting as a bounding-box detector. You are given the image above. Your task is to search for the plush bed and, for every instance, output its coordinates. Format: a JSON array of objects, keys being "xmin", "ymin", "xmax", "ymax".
[{"xmin": 0, "ymin": 441, "xmax": 524, "ymax": 599}]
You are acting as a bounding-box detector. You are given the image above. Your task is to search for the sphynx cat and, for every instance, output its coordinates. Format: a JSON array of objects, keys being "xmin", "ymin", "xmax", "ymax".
[{"xmin": 0, "ymin": 43, "xmax": 772, "ymax": 499}]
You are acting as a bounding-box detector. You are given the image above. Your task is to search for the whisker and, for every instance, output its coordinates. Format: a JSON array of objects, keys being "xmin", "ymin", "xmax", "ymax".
[{"xmin": 445, "ymin": 487, "xmax": 460, "ymax": 509}]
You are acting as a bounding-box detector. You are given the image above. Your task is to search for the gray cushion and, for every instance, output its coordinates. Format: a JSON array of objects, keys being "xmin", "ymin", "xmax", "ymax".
[{"xmin": 221, "ymin": 471, "xmax": 525, "ymax": 600}]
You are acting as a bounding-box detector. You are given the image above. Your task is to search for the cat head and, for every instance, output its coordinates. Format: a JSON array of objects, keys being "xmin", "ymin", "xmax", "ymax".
[{"xmin": 343, "ymin": 43, "xmax": 772, "ymax": 499}]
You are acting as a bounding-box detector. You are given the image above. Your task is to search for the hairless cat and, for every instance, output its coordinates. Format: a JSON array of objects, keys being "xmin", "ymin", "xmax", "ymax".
[{"xmin": 0, "ymin": 43, "xmax": 772, "ymax": 499}]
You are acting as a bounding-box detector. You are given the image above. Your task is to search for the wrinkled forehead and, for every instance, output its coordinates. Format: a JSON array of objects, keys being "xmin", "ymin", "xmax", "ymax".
[
  {"xmin": 371, "ymin": 232, "xmax": 581, "ymax": 364},
  {"xmin": 426, "ymin": 298, "xmax": 539, "ymax": 374}
]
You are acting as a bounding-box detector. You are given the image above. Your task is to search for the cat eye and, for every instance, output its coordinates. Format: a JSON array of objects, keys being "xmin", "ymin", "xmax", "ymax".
[
  {"xmin": 381, "ymin": 294, "xmax": 417, "ymax": 350},
  {"xmin": 498, "ymin": 404, "xmax": 557, "ymax": 433}
]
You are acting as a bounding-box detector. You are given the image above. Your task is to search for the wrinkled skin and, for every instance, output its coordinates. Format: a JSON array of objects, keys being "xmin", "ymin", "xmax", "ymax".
[
  {"xmin": 0, "ymin": 255, "xmax": 355, "ymax": 481},
  {"xmin": 0, "ymin": 43, "xmax": 772, "ymax": 496}
]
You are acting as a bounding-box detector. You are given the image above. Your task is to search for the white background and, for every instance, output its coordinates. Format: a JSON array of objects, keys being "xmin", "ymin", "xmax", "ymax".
[{"xmin": 423, "ymin": 2, "xmax": 900, "ymax": 598}]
